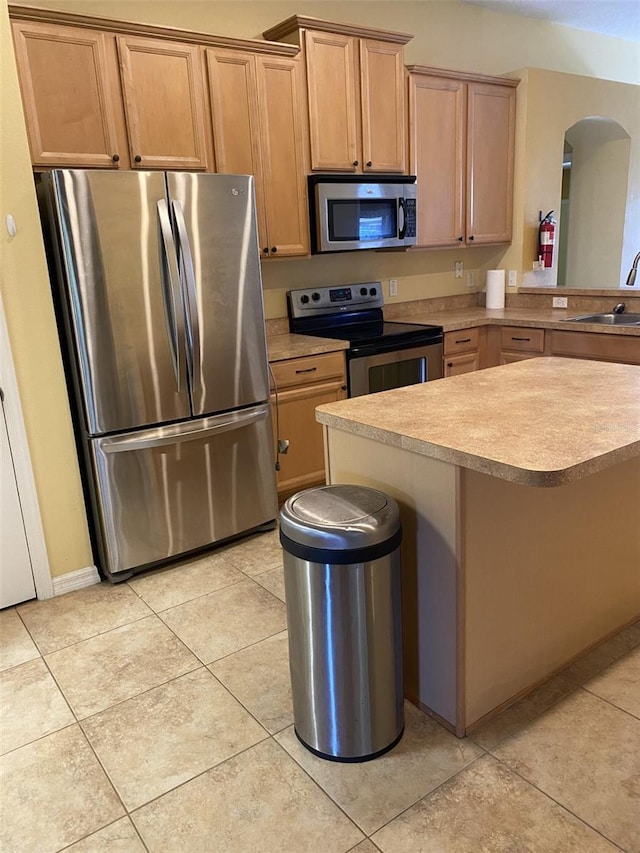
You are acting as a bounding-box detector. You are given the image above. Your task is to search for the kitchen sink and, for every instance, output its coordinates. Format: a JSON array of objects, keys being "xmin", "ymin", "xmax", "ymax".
[{"xmin": 563, "ymin": 313, "xmax": 640, "ymax": 326}]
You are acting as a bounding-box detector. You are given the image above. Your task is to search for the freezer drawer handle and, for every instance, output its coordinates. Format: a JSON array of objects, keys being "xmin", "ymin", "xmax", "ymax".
[
  {"xmin": 157, "ymin": 199, "xmax": 186, "ymax": 392},
  {"xmin": 100, "ymin": 407, "xmax": 269, "ymax": 453}
]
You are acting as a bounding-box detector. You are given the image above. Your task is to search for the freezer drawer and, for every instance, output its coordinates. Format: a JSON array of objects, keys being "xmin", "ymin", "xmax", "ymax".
[{"xmin": 90, "ymin": 405, "xmax": 277, "ymax": 577}]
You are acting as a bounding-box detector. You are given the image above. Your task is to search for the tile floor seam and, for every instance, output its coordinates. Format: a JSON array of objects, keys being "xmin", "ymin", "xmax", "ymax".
[
  {"xmin": 488, "ymin": 746, "xmax": 629, "ymax": 852},
  {"xmin": 55, "ymin": 817, "xmax": 151, "ymax": 853},
  {"xmin": 23, "ymin": 611, "xmax": 156, "ymax": 657},
  {"xmin": 204, "ymin": 663, "xmax": 290, "ymax": 737},
  {"xmin": 0, "ymin": 719, "xmax": 78, "ymax": 759},
  {"xmin": 363, "ymin": 751, "xmax": 489, "ymax": 841},
  {"xmin": 581, "ymin": 683, "xmax": 640, "ymax": 722},
  {"xmin": 125, "ymin": 732, "xmax": 281, "ymax": 818},
  {"xmin": 268, "ymin": 735, "xmax": 367, "ymax": 843},
  {"xmin": 203, "ymin": 626, "xmax": 290, "ymax": 669},
  {"xmin": 130, "ymin": 573, "xmax": 246, "ymax": 614}
]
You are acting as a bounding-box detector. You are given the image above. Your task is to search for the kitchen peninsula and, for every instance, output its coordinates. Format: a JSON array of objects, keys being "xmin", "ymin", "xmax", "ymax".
[{"xmin": 316, "ymin": 357, "xmax": 640, "ymax": 736}]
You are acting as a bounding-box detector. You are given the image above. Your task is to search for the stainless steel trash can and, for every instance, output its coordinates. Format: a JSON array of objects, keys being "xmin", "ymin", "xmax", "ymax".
[{"xmin": 280, "ymin": 484, "xmax": 403, "ymax": 762}]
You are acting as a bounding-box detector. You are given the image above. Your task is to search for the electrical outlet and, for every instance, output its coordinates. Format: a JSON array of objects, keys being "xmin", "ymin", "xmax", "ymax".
[
  {"xmin": 466, "ymin": 271, "xmax": 475, "ymax": 288},
  {"xmin": 552, "ymin": 296, "xmax": 568, "ymax": 308},
  {"xmin": 389, "ymin": 278, "xmax": 398, "ymax": 297},
  {"xmin": 508, "ymin": 270, "xmax": 517, "ymax": 287},
  {"xmin": 455, "ymin": 261, "xmax": 463, "ymax": 279}
]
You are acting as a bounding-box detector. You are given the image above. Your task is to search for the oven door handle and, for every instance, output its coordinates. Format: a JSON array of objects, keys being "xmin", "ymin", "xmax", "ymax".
[{"xmin": 349, "ymin": 335, "xmax": 443, "ymax": 358}]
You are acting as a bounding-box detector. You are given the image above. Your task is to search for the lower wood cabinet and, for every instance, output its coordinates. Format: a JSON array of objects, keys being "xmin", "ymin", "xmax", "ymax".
[
  {"xmin": 549, "ymin": 330, "xmax": 640, "ymax": 365},
  {"xmin": 269, "ymin": 351, "xmax": 347, "ymax": 501},
  {"xmin": 499, "ymin": 326, "xmax": 545, "ymax": 364},
  {"xmin": 444, "ymin": 328, "xmax": 481, "ymax": 377}
]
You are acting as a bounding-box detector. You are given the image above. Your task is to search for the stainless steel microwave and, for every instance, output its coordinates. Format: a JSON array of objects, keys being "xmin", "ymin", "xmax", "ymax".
[{"xmin": 308, "ymin": 175, "xmax": 417, "ymax": 253}]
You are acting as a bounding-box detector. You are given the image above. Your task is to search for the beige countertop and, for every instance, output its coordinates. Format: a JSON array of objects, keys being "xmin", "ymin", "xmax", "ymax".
[
  {"xmin": 267, "ymin": 333, "xmax": 349, "ymax": 362},
  {"xmin": 392, "ymin": 306, "xmax": 640, "ymax": 336},
  {"xmin": 316, "ymin": 357, "xmax": 640, "ymax": 487}
]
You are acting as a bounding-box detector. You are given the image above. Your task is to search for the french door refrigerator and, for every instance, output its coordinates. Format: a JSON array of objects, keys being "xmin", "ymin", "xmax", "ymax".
[{"xmin": 39, "ymin": 169, "xmax": 278, "ymax": 580}]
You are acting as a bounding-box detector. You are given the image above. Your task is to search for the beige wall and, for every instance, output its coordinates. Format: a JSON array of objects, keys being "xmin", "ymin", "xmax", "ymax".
[
  {"xmin": 0, "ymin": 0, "xmax": 93, "ymax": 577},
  {"xmin": 2, "ymin": 0, "xmax": 639, "ymax": 579}
]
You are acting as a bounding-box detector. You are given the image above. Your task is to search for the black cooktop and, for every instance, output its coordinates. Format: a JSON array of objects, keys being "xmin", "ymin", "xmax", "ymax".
[{"xmin": 309, "ymin": 320, "xmax": 443, "ymax": 347}]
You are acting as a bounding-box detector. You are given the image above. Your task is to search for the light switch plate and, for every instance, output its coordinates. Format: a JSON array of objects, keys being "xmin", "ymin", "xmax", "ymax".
[
  {"xmin": 508, "ymin": 270, "xmax": 517, "ymax": 287},
  {"xmin": 455, "ymin": 261, "xmax": 463, "ymax": 279},
  {"xmin": 389, "ymin": 278, "xmax": 398, "ymax": 297}
]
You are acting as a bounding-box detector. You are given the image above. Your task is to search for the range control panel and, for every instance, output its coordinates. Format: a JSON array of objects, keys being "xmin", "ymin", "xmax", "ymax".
[{"xmin": 288, "ymin": 283, "xmax": 383, "ymax": 318}]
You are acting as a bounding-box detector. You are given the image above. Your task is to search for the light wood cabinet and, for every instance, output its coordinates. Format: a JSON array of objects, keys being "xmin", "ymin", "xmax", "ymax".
[
  {"xmin": 11, "ymin": 20, "xmax": 128, "ymax": 168},
  {"xmin": 206, "ymin": 49, "xmax": 309, "ymax": 258},
  {"xmin": 549, "ymin": 330, "xmax": 640, "ymax": 365},
  {"xmin": 408, "ymin": 68, "xmax": 517, "ymax": 247},
  {"xmin": 269, "ymin": 352, "xmax": 347, "ymax": 500},
  {"xmin": 264, "ymin": 17, "xmax": 410, "ymax": 174},
  {"xmin": 117, "ymin": 35, "xmax": 209, "ymax": 170},
  {"xmin": 499, "ymin": 326, "xmax": 545, "ymax": 364},
  {"xmin": 444, "ymin": 328, "xmax": 481, "ymax": 377}
]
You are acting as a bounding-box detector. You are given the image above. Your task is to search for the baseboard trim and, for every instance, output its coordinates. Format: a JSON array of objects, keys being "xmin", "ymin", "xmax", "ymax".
[{"xmin": 52, "ymin": 565, "xmax": 100, "ymax": 596}]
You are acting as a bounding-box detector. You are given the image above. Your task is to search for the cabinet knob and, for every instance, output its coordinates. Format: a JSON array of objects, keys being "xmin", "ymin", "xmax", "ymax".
[
  {"xmin": 262, "ymin": 247, "xmax": 269, "ymax": 255},
  {"xmin": 366, "ymin": 161, "xmax": 372, "ymax": 167},
  {"xmin": 111, "ymin": 154, "xmax": 120, "ymax": 163},
  {"xmin": 271, "ymin": 246, "xmax": 278, "ymax": 254},
  {"xmin": 341, "ymin": 385, "xmax": 347, "ymax": 391},
  {"xmin": 458, "ymin": 235, "xmax": 464, "ymax": 242},
  {"xmin": 469, "ymin": 235, "xmax": 474, "ymax": 241},
  {"xmin": 134, "ymin": 155, "xmax": 142, "ymax": 163},
  {"xmin": 447, "ymin": 362, "xmax": 453, "ymax": 368},
  {"xmin": 352, "ymin": 160, "xmax": 359, "ymax": 167}
]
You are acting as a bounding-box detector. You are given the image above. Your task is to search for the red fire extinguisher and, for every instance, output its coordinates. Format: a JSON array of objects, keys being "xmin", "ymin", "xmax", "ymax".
[{"xmin": 538, "ymin": 210, "xmax": 556, "ymax": 269}]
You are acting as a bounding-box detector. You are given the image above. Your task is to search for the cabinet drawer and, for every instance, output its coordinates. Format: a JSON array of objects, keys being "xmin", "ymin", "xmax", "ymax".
[
  {"xmin": 500, "ymin": 326, "xmax": 545, "ymax": 353},
  {"xmin": 444, "ymin": 328, "xmax": 480, "ymax": 355},
  {"xmin": 269, "ymin": 351, "xmax": 346, "ymax": 390}
]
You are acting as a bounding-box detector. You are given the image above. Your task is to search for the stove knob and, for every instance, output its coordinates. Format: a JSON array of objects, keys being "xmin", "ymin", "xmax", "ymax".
[
  {"xmin": 312, "ymin": 292, "xmax": 321, "ymax": 302},
  {"xmin": 359, "ymin": 287, "xmax": 368, "ymax": 296},
  {"xmin": 300, "ymin": 294, "xmax": 309, "ymax": 304},
  {"xmin": 369, "ymin": 287, "xmax": 377, "ymax": 296}
]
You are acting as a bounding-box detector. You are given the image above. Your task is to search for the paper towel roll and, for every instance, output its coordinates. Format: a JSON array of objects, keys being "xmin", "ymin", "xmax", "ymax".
[{"xmin": 486, "ymin": 269, "xmax": 505, "ymax": 310}]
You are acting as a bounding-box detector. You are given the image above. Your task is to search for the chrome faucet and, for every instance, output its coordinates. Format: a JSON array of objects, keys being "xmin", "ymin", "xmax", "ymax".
[
  {"xmin": 625, "ymin": 251, "xmax": 640, "ymax": 287},
  {"xmin": 613, "ymin": 303, "xmax": 626, "ymax": 314}
]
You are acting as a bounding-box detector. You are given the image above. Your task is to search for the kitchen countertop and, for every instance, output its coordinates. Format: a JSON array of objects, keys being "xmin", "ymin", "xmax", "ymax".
[
  {"xmin": 392, "ymin": 306, "xmax": 640, "ymax": 335},
  {"xmin": 316, "ymin": 357, "xmax": 640, "ymax": 487},
  {"xmin": 267, "ymin": 333, "xmax": 349, "ymax": 361}
]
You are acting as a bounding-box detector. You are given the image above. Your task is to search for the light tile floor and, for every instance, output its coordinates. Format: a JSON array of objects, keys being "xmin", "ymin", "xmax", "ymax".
[{"xmin": 1, "ymin": 528, "xmax": 639, "ymax": 852}]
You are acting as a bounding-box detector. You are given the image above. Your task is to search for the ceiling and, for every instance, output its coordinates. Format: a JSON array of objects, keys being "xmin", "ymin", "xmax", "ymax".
[{"xmin": 463, "ymin": 0, "xmax": 640, "ymax": 42}]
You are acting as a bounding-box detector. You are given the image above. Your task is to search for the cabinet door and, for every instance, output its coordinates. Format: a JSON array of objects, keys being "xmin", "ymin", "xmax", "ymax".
[
  {"xmin": 255, "ymin": 56, "xmax": 310, "ymax": 257},
  {"xmin": 360, "ymin": 39, "xmax": 405, "ymax": 173},
  {"xmin": 304, "ymin": 30, "xmax": 359, "ymax": 171},
  {"xmin": 205, "ymin": 49, "xmax": 268, "ymax": 253},
  {"xmin": 117, "ymin": 35, "xmax": 209, "ymax": 170},
  {"xmin": 409, "ymin": 74, "xmax": 465, "ymax": 246},
  {"xmin": 270, "ymin": 379, "xmax": 347, "ymax": 498},
  {"xmin": 466, "ymin": 82, "xmax": 515, "ymax": 244},
  {"xmin": 11, "ymin": 21, "xmax": 125, "ymax": 168},
  {"xmin": 444, "ymin": 351, "xmax": 479, "ymax": 377}
]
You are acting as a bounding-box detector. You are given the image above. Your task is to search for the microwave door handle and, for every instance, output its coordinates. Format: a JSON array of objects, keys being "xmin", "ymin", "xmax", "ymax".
[
  {"xmin": 171, "ymin": 200, "xmax": 200, "ymax": 398},
  {"xmin": 156, "ymin": 199, "xmax": 185, "ymax": 391},
  {"xmin": 398, "ymin": 197, "xmax": 407, "ymax": 240}
]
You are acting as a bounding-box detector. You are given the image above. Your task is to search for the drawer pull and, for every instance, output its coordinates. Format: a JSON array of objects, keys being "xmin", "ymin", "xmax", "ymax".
[
  {"xmin": 455, "ymin": 338, "xmax": 471, "ymax": 344},
  {"xmin": 295, "ymin": 367, "xmax": 317, "ymax": 374},
  {"xmin": 512, "ymin": 337, "xmax": 531, "ymax": 342}
]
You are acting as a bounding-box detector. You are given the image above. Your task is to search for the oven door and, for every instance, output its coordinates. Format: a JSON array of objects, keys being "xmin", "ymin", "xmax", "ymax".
[{"xmin": 348, "ymin": 342, "xmax": 443, "ymax": 398}]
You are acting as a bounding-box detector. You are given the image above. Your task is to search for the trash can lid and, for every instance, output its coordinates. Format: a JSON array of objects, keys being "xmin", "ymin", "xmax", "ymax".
[{"xmin": 280, "ymin": 485, "xmax": 400, "ymax": 551}]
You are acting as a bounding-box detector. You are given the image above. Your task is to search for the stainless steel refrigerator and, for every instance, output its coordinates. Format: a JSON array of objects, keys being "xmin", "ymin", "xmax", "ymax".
[{"xmin": 39, "ymin": 169, "xmax": 278, "ymax": 580}]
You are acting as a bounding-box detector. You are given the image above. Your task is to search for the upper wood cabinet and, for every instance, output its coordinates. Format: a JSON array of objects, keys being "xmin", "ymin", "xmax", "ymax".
[
  {"xmin": 206, "ymin": 49, "xmax": 309, "ymax": 258},
  {"xmin": 116, "ymin": 35, "xmax": 209, "ymax": 170},
  {"xmin": 408, "ymin": 67, "xmax": 518, "ymax": 247},
  {"xmin": 11, "ymin": 20, "xmax": 127, "ymax": 168},
  {"xmin": 263, "ymin": 16, "xmax": 411, "ymax": 174}
]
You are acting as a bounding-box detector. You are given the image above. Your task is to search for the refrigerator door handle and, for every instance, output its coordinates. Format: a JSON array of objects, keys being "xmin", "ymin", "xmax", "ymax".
[
  {"xmin": 99, "ymin": 405, "xmax": 269, "ymax": 453},
  {"xmin": 157, "ymin": 199, "xmax": 186, "ymax": 392},
  {"xmin": 171, "ymin": 199, "xmax": 201, "ymax": 397}
]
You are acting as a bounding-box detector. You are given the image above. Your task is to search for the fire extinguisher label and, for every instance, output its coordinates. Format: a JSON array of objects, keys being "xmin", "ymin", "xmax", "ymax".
[{"xmin": 540, "ymin": 232, "xmax": 554, "ymax": 245}]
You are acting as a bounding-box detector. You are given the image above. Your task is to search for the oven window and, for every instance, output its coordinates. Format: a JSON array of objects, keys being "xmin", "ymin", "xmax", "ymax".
[
  {"xmin": 328, "ymin": 199, "xmax": 397, "ymax": 242},
  {"xmin": 368, "ymin": 357, "xmax": 426, "ymax": 393}
]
